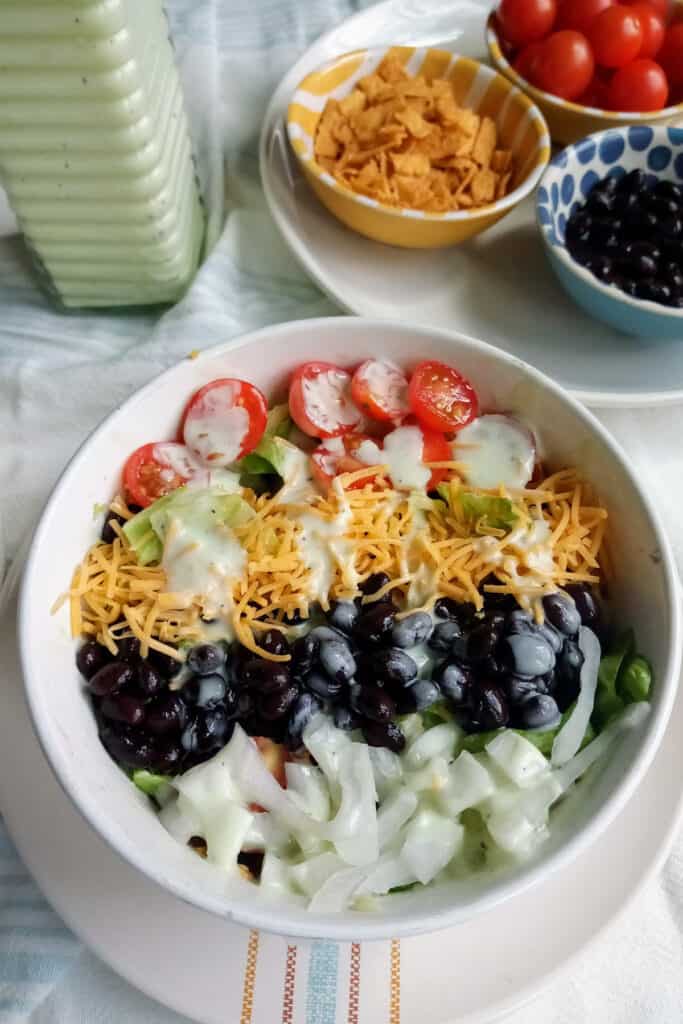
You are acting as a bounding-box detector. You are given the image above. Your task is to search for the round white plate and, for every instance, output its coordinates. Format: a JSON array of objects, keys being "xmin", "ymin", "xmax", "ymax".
[
  {"xmin": 260, "ymin": 0, "xmax": 683, "ymax": 408},
  {"xmin": 1, "ymin": 593, "xmax": 682, "ymax": 1024}
]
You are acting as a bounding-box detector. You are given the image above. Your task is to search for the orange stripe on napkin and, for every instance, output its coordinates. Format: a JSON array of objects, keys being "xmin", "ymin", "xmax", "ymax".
[
  {"xmin": 347, "ymin": 943, "xmax": 361, "ymax": 1024},
  {"xmin": 240, "ymin": 930, "xmax": 260, "ymax": 1024},
  {"xmin": 281, "ymin": 944, "xmax": 298, "ymax": 1023},
  {"xmin": 389, "ymin": 940, "xmax": 401, "ymax": 1024}
]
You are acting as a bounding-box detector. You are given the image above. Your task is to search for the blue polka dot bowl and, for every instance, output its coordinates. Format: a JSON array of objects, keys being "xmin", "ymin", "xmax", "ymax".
[{"xmin": 537, "ymin": 125, "xmax": 683, "ymax": 340}]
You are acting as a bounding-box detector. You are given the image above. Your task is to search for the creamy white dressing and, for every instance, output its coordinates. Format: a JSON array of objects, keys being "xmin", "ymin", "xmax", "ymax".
[
  {"xmin": 358, "ymin": 360, "xmax": 408, "ymax": 419},
  {"xmin": 296, "ymin": 508, "xmax": 356, "ymax": 603},
  {"xmin": 275, "ymin": 441, "xmax": 318, "ymax": 505},
  {"xmin": 474, "ymin": 518, "xmax": 556, "ymax": 606},
  {"xmin": 183, "ymin": 382, "xmax": 250, "ymax": 467},
  {"xmin": 302, "ymin": 369, "xmax": 360, "ymax": 435},
  {"xmin": 152, "ymin": 443, "xmax": 241, "ymax": 492},
  {"xmin": 454, "ymin": 415, "xmax": 535, "ymax": 490},
  {"xmin": 355, "ymin": 426, "xmax": 430, "ymax": 492},
  {"xmin": 162, "ymin": 515, "xmax": 245, "ymax": 623}
]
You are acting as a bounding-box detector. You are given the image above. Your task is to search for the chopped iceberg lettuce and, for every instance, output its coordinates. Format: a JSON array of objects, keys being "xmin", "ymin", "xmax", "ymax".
[
  {"xmin": 239, "ymin": 404, "xmax": 292, "ymax": 477},
  {"xmin": 123, "ymin": 487, "xmax": 253, "ymax": 565}
]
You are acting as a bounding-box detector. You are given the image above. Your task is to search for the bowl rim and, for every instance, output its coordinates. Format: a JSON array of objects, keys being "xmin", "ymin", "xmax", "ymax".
[
  {"xmin": 536, "ymin": 125, "xmax": 683, "ymax": 321},
  {"xmin": 486, "ymin": 15, "xmax": 683, "ymax": 122},
  {"xmin": 18, "ymin": 316, "xmax": 683, "ymax": 941},
  {"xmin": 286, "ymin": 45, "xmax": 551, "ymax": 225}
]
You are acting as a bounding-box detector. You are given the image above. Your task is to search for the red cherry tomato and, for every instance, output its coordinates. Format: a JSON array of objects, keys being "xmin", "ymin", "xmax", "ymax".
[
  {"xmin": 588, "ymin": 7, "xmax": 643, "ymax": 67},
  {"xmin": 534, "ymin": 31, "xmax": 596, "ymax": 99},
  {"xmin": 498, "ymin": 0, "xmax": 557, "ymax": 46},
  {"xmin": 514, "ymin": 41, "xmax": 544, "ymax": 82},
  {"xmin": 657, "ymin": 23, "xmax": 683, "ymax": 87},
  {"xmin": 310, "ymin": 434, "xmax": 378, "ymax": 490},
  {"xmin": 122, "ymin": 442, "xmax": 196, "ymax": 508},
  {"xmin": 180, "ymin": 378, "xmax": 268, "ymax": 466},
  {"xmin": 417, "ymin": 424, "xmax": 453, "ymax": 490},
  {"xmin": 577, "ymin": 72, "xmax": 610, "ymax": 107},
  {"xmin": 557, "ymin": 0, "xmax": 614, "ymax": 33},
  {"xmin": 629, "ymin": 3, "xmax": 666, "ymax": 57},
  {"xmin": 607, "ymin": 57, "xmax": 669, "ymax": 110},
  {"xmin": 622, "ymin": 0, "xmax": 670, "ymax": 22},
  {"xmin": 350, "ymin": 359, "xmax": 409, "ymax": 423},
  {"xmin": 408, "ymin": 360, "xmax": 478, "ymax": 434},
  {"xmin": 288, "ymin": 362, "xmax": 361, "ymax": 439}
]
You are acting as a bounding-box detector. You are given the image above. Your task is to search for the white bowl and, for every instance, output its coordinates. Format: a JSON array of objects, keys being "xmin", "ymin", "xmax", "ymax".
[{"xmin": 19, "ymin": 317, "xmax": 681, "ymax": 941}]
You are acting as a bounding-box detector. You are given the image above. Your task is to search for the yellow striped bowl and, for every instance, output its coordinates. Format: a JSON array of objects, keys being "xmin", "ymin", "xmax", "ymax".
[
  {"xmin": 486, "ymin": 13, "xmax": 683, "ymax": 147},
  {"xmin": 287, "ymin": 46, "xmax": 551, "ymax": 249}
]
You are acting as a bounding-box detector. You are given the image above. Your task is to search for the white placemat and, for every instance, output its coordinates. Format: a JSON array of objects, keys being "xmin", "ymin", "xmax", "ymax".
[{"xmin": 1, "ymin": 0, "xmax": 683, "ymax": 1021}]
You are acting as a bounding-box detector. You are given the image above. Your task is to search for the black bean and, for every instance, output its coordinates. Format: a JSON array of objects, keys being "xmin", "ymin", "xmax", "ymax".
[
  {"xmin": 503, "ymin": 633, "xmax": 555, "ymax": 677},
  {"xmin": 305, "ymin": 671, "xmax": 343, "ymax": 700},
  {"xmin": 100, "ymin": 724, "xmax": 157, "ymax": 769},
  {"xmin": 187, "ymin": 644, "xmax": 227, "ymax": 676},
  {"xmin": 506, "ymin": 674, "xmax": 541, "ymax": 705},
  {"xmin": 237, "ymin": 690, "xmax": 255, "ymax": 718},
  {"xmin": 153, "ymin": 739, "xmax": 184, "ymax": 775},
  {"xmin": 195, "ymin": 673, "xmax": 228, "ymax": 707},
  {"xmin": 537, "ymin": 620, "xmax": 564, "ymax": 655},
  {"xmin": 361, "ymin": 720, "xmax": 405, "ymax": 753},
  {"xmin": 435, "ymin": 660, "xmax": 472, "ymax": 706},
  {"xmin": 391, "ymin": 612, "xmax": 433, "ymax": 648},
  {"xmin": 543, "ymin": 591, "xmax": 581, "ymax": 637},
  {"xmin": 148, "ymin": 649, "xmax": 182, "ymax": 679},
  {"xmin": 468, "ymin": 682, "xmax": 509, "ymax": 731},
  {"xmin": 260, "ymin": 684, "xmax": 299, "ymax": 721},
  {"xmin": 516, "ymin": 693, "xmax": 560, "ymax": 730},
  {"xmin": 356, "ymin": 648, "xmax": 418, "ymax": 690},
  {"xmin": 355, "ymin": 684, "xmax": 396, "ymax": 722},
  {"xmin": 329, "ymin": 601, "xmax": 359, "ymax": 634},
  {"xmin": 359, "ymin": 572, "xmax": 391, "ymax": 596},
  {"xmin": 618, "ymin": 168, "xmax": 648, "ymax": 195},
  {"xmin": 76, "ymin": 640, "xmax": 111, "ymax": 680},
  {"xmin": 146, "ymin": 693, "xmax": 187, "ymax": 735},
  {"xmin": 240, "ymin": 658, "xmax": 290, "ymax": 694},
  {"xmin": 428, "ymin": 618, "xmax": 463, "ymax": 653},
  {"xmin": 88, "ymin": 661, "xmax": 134, "ymax": 697},
  {"xmin": 410, "ymin": 680, "xmax": 441, "ymax": 710},
  {"xmin": 182, "ymin": 709, "xmax": 230, "ymax": 755},
  {"xmin": 136, "ymin": 660, "xmax": 166, "ymax": 698},
  {"xmin": 506, "ymin": 609, "xmax": 536, "ymax": 636},
  {"xmin": 283, "ymin": 608, "xmax": 305, "ymax": 626},
  {"xmin": 333, "ymin": 706, "xmax": 357, "ymax": 731},
  {"xmin": 100, "ymin": 512, "xmax": 126, "ymax": 544},
  {"xmin": 291, "ymin": 633, "xmax": 320, "ymax": 677},
  {"xmin": 434, "ymin": 597, "xmax": 471, "ymax": 622},
  {"xmin": 257, "ymin": 629, "xmax": 290, "ymax": 657},
  {"xmin": 319, "ymin": 639, "xmax": 356, "ymax": 683},
  {"xmin": 100, "ymin": 693, "xmax": 146, "ymax": 727},
  {"xmin": 554, "ymin": 638, "xmax": 585, "ymax": 711},
  {"xmin": 565, "ymin": 583, "xmax": 601, "ymax": 630},
  {"xmin": 286, "ymin": 692, "xmax": 322, "ymax": 748},
  {"xmin": 116, "ymin": 637, "xmax": 142, "ymax": 664},
  {"xmin": 353, "ymin": 602, "xmax": 396, "ymax": 646}
]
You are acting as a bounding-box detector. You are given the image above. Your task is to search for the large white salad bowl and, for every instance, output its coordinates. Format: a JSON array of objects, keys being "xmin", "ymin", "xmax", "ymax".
[{"xmin": 18, "ymin": 317, "xmax": 681, "ymax": 941}]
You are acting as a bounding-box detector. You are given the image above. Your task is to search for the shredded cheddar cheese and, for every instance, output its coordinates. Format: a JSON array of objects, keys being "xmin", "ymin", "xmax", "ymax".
[{"xmin": 59, "ymin": 468, "xmax": 608, "ymax": 661}]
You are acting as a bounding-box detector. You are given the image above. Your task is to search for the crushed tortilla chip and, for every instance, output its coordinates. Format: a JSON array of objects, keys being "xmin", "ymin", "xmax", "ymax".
[{"xmin": 312, "ymin": 59, "xmax": 514, "ymax": 212}]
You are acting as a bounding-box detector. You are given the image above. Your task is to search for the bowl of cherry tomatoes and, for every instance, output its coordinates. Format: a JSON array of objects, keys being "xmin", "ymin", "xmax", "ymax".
[{"xmin": 487, "ymin": 0, "xmax": 683, "ymax": 145}]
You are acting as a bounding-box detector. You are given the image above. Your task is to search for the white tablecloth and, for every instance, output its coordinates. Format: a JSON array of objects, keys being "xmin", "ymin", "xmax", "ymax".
[{"xmin": 1, "ymin": 1, "xmax": 683, "ymax": 1021}]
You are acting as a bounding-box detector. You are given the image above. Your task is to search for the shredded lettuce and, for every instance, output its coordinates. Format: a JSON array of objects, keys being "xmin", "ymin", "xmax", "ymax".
[
  {"xmin": 132, "ymin": 770, "xmax": 171, "ymax": 798},
  {"xmin": 238, "ymin": 404, "xmax": 292, "ymax": 478},
  {"xmin": 436, "ymin": 484, "xmax": 518, "ymax": 531},
  {"xmin": 593, "ymin": 629, "xmax": 633, "ymax": 728}
]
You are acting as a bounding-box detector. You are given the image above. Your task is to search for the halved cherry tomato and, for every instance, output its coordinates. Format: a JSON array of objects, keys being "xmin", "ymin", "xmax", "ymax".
[
  {"xmin": 629, "ymin": 3, "xmax": 666, "ymax": 58},
  {"xmin": 181, "ymin": 378, "xmax": 268, "ymax": 466},
  {"xmin": 408, "ymin": 360, "xmax": 478, "ymax": 434},
  {"xmin": 557, "ymin": 0, "xmax": 614, "ymax": 33},
  {"xmin": 122, "ymin": 441, "xmax": 196, "ymax": 508},
  {"xmin": 418, "ymin": 424, "xmax": 453, "ymax": 491},
  {"xmin": 657, "ymin": 23, "xmax": 683, "ymax": 87},
  {"xmin": 350, "ymin": 359, "xmax": 409, "ymax": 423},
  {"xmin": 588, "ymin": 7, "xmax": 643, "ymax": 67},
  {"xmin": 310, "ymin": 434, "xmax": 378, "ymax": 490},
  {"xmin": 534, "ymin": 30, "xmax": 596, "ymax": 99},
  {"xmin": 289, "ymin": 362, "xmax": 361, "ymax": 439},
  {"xmin": 607, "ymin": 57, "xmax": 669, "ymax": 110},
  {"xmin": 498, "ymin": 0, "xmax": 557, "ymax": 46}
]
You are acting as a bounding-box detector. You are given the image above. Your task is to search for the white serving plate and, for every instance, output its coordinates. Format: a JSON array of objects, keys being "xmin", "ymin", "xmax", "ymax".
[
  {"xmin": 18, "ymin": 316, "xmax": 681, "ymax": 944},
  {"xmin": 260, "ymin": 0, "xmax": 683, "ymax": 407}
]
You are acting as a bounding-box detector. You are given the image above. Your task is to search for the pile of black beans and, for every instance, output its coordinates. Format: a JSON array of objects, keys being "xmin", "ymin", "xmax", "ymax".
[
  {"xmin": 77, "ymin": 573, "xmax": 602, "ymax": 775},
  {"xmin": 565, "ymin": 170, "xmax": 683, "ymax": 307}
]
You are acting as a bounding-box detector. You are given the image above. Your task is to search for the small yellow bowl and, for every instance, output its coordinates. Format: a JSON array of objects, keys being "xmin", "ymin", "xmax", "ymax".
[
  {"xmin": 486, "ymin": 14, "xmax": 683, "ymax": 146},
  {"xmin": 286, "ymin": 46, "xmax": 551, "ymax": 249}
]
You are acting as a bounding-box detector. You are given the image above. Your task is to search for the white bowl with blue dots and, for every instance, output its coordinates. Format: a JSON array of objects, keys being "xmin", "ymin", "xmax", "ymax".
[{"xmin": 537, "ymin": 125, "xmax": 683, "ymax": 340}]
